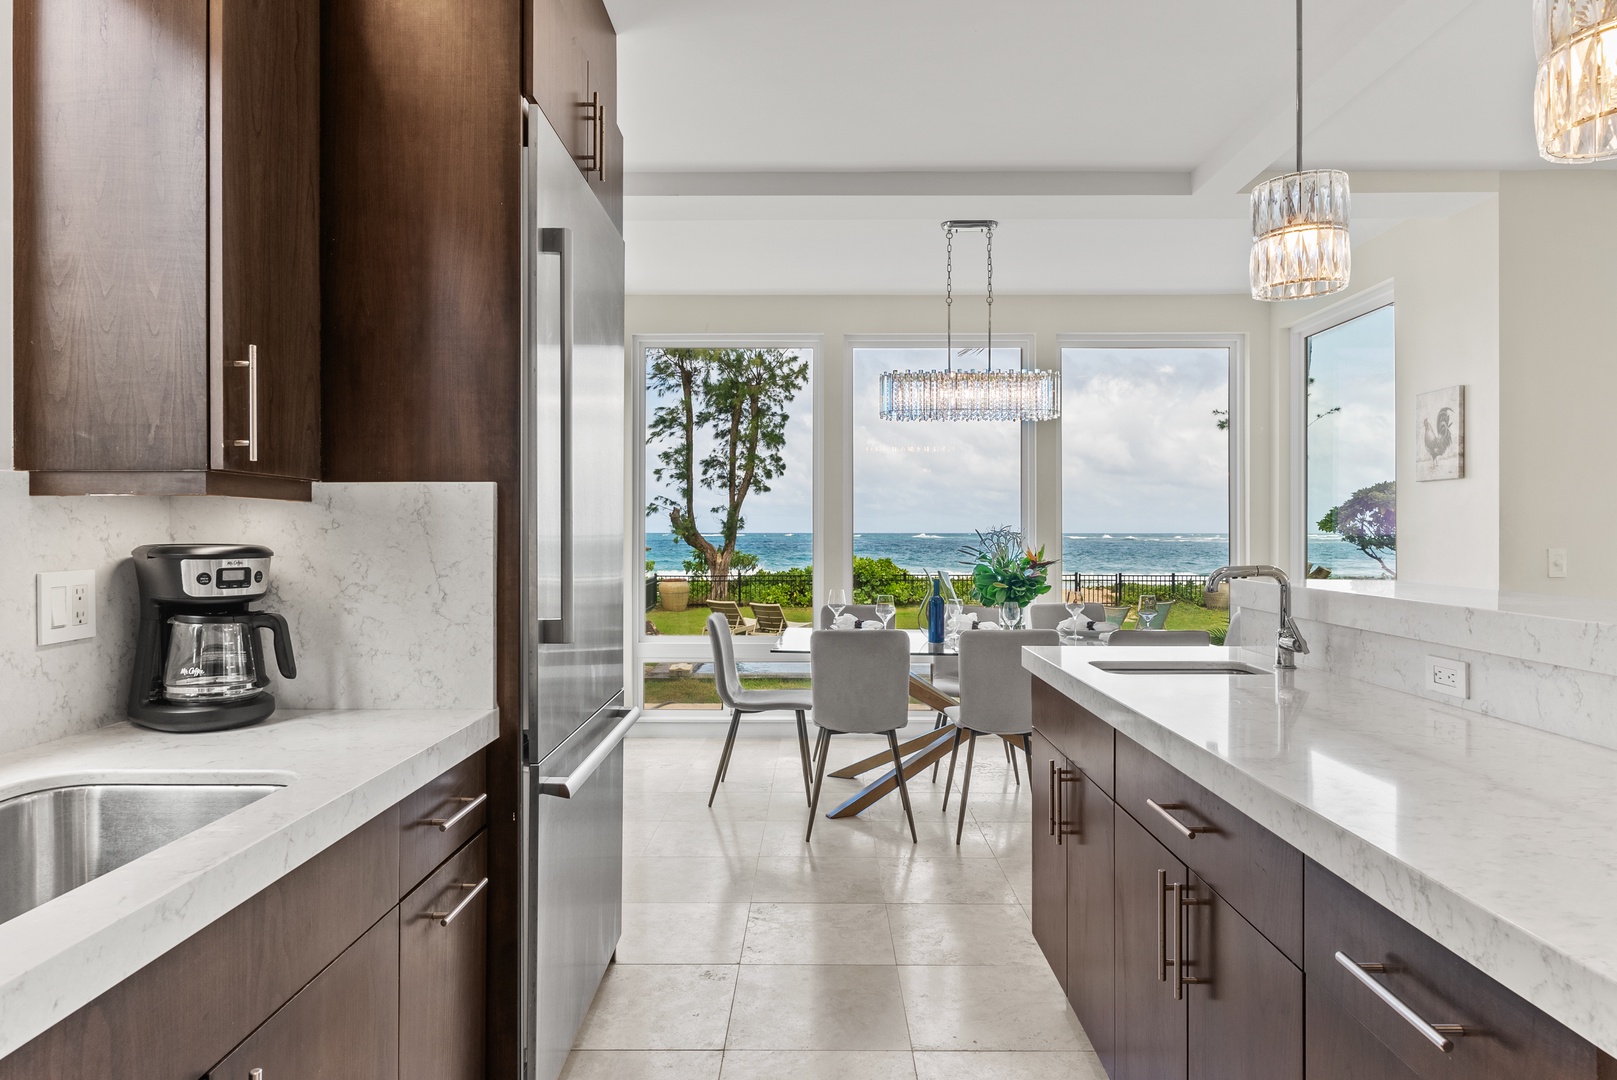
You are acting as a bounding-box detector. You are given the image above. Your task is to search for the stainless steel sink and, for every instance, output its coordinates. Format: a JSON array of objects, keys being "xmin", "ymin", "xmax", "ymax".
[
  {"xmin": 1090, "ymin": 660, "xmax": 1272, "ymax": 676},
  {"xmin": 0, "ymin": 783, "xmax": 281, "ymax": 926}
]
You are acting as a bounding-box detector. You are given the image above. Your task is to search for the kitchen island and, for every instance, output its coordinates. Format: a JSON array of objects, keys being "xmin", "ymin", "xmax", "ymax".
[{"xmin": 1024, "ymin": 644, "xmax": 1617, "ymax": 1079}]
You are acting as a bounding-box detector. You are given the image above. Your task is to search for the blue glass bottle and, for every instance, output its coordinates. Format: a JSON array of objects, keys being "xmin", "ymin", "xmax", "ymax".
[{"xmin": 926, "ymin": 573, "xmax": 946, "ymax": 644}]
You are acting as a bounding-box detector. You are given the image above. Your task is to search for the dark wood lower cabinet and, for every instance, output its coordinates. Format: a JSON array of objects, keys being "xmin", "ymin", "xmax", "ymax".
[
  {"xmin": 210, "ymin": 909, "xmax": 401, "ymax": 1080},
  {"xmin": 1184, "ymin": 871, "xmax": 1301, "ymax": 1080},
  {"xmin": 1112, "ymin": 806, "xmax": 1187, "ymax": 1080},
  {"xmin": 1030, "ymin": 732, "xmax": 1069, "ymax": 991},
  {"xmin": 1306, "ymin": 981, "xmax": 1421, "ymax": 1080},
  {"xmin": 400, "ymin": 833, "xmax": 489, "ymax": 1080},
  {"xmin": 1066, "ymin": 765, "xmax": 1115, "ymax": 1071}
]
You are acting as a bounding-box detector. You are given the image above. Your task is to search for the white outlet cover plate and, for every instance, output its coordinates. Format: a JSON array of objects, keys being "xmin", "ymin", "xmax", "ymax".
[
  {"xmin": 37, "ymin": 570, "xmax": 96, "ymax": 645},
  {"xmin": 1425, "ymin": 654, "xmax": 1469, "ymax": 699}
]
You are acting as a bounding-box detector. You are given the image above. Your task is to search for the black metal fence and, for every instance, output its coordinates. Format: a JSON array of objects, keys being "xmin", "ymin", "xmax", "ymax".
[{"xmin": 646, "ymin": 569, "xmax": 1211, "ymax": 609}]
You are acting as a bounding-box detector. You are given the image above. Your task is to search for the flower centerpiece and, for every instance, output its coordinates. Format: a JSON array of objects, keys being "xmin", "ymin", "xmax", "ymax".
[{"xmin": 959, "ymin": 526, "xmax": 1053, "ymax": 608}]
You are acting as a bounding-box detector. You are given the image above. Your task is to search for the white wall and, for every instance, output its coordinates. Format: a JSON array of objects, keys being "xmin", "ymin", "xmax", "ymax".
[
  {"xmin": 1498, "ymin": 170, "xmax": 1617, "ymax": 598},
  {"xmin": 626, "ymin": 292, "xmax": 1278, "ymax": 588},
  {"xmin": 1265, "ymin": 195, "xmax": 1502, "ymax": 589}
]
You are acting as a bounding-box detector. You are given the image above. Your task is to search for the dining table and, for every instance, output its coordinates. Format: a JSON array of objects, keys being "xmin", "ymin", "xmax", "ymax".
[{"xmin": 771, "ymin": 625, "xmax": 1105, "ymax": 819}]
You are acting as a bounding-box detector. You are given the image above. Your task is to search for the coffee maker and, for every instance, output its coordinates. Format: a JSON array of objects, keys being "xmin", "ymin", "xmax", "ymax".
[{"xmin": 128, "ymin": 544, "xmax": 298, "ymax": 732}]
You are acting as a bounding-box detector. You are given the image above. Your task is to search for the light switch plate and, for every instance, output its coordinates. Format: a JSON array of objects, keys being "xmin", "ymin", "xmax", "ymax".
[
  {"xmin": 1548, "ymin": 548, "xmax": 1568, "ymax": 578},
  {"xmin": 37, "ymin": 570, "xmax": 96, "ymax": 645},
  {"xmin": 1426, "ymin": 655, "xmax": 1469, "ymax": 699}
]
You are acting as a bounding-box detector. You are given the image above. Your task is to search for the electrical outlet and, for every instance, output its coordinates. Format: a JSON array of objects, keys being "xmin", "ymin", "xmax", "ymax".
[
  {"xmin": 37, "ymin": 570, "xmax": 96, "ymax": 645},
  {"xmin": 1426, "ymin": 655, "xmax": 1469, "ymax": 699},
  {"xmin": 1548, "ymin": 548, "xmax": 1568, "ymax": 578}
]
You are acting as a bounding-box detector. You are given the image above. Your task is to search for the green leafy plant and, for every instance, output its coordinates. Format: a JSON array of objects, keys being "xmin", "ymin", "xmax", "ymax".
[{"xmin": 959, "ymin": 527, "xmax": 1053, "ymax": 607}]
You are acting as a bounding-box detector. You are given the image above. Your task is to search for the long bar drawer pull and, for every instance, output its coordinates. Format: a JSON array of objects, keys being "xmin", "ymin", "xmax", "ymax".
[
  {"xmin": 425, "ymin": 791, "xmax": 488, "ymax": 832},
  {"xmin": 1335, "ymin": 950, "xmax": 1467, "ymax": 1052},
  {"xmin": 1157, "ymin": 869, "xmax": 1172, "ymax": 981},
  {"xmin": 1048, "ymin": 760, "xmax": 1058, "ymax": 837},
  {"xmin": 427, "ymin": 878, "xmax": 489, "ymax": 927},
  {"xmin": 250, "ymin": 1070, "xmax": 263, "ymax": 1080},
  {"xmin": 1146, "ymin": 798, "xmax": 1214, "ymax": 839}
]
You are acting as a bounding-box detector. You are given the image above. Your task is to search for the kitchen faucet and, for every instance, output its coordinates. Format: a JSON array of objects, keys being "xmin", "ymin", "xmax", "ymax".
[{"xmin": 1206, "ymin": 565, "xmax": 1310, "ymax": 669}]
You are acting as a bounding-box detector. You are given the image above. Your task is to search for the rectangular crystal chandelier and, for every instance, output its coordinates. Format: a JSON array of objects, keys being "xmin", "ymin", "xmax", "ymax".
[{"xmin": 879, "ymin": 368, "xmax": 1061, "ymax": 422}]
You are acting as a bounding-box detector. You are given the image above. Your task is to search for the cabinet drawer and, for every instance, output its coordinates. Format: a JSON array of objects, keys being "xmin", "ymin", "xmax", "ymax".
[
  {"xmin": 209, "ymin": 908, "xmax": 400, "ymax": 1080},
  {"xmin": 401, "ymin": 832, "xmax": 488, "ymax": 1080},
  {"xmin": 1305, "ymin": 860, "xmax": 1598, "ymax": 1080},
  {"xmin": 1306, "ymin": 979, "xmax": 1421, "ymax": 1080},
  {"xmin": 1116, "ymin": 734, "xmax": 1302, "ymax": 965},
  {"xmin": 400, "ymin": 752, "xmax": 488, "ymax": 894},
  {"xmin": 1032, "ymin": 678, "xmax": 1114, "ymax": 794}
]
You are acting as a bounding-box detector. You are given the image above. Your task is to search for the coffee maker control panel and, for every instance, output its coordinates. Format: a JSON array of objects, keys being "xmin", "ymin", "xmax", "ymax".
[{"xmin": 180, "ymin": 557, "xmax": 271, "ymax": 599}]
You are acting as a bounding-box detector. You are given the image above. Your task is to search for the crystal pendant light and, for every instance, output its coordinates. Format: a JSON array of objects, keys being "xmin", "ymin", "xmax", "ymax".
[
  {"xmin": 878, "ymin": 221, "xmax": 1060, "ymax": 422},
  {"xmin": 1249, "ymin": 0, "xmax": 1351, "ymax": 301},
  {"xmin": 1534, "ymin": 0, "xmax": 1617, "ymax": 161}
]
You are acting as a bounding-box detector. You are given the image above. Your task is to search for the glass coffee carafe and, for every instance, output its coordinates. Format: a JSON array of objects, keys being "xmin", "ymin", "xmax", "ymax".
[{"xmin": 163, "ymin": 615, "xmax": 264, "ymax": 702}]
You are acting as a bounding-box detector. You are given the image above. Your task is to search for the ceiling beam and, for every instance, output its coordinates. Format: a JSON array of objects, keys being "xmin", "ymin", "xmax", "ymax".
[{"xmin": 625, "ymin": 170, "xmax": 1191, "ymax": 198}]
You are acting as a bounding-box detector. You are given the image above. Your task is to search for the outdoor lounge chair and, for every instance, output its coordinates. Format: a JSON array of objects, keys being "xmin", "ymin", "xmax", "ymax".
[
  {"xmin": 749, "ymin": 602, "xmax": 805, "ymax": 635},
  {"xmin": 707, "ymin": 599, "xmax": 757, "ymax": 635}
]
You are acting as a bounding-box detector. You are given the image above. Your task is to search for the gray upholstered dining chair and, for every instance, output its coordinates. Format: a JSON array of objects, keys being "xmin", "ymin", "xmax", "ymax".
[
  {"xmin": 941, "ymin": 629, "xmax": 1060, "ymax": 844},
  {"xmin": 1106, "ymin": 629, "xmax": 1212, "ymax": 646},
  {"xmin": 806, "ymin": 629, "xmax": 917, "ymax": 843},
  {"xmin": 706, "ymin": 613, "xmax": 816, "ymax": 808}
]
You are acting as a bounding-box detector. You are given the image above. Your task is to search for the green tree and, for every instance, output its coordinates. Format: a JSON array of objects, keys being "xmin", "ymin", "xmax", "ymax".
[
  {"xmin": 1318, "ymin": 480, "xmax": 1397, "ymax": 577},
  {"xmin": 646, "ymin": 348, "xmax": 809, "ymax": 599}
]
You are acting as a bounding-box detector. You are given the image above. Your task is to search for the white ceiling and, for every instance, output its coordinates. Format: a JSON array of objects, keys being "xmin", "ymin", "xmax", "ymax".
[{"xmin": 605, "ymin": 0, "xmax": 1590, "ymax": 294}]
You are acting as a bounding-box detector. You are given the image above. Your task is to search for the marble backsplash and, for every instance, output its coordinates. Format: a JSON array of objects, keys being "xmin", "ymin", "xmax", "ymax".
[
  {"xmin": 1230, "ymin": 579, "xmax": 1617, "ymax": 750},
  {"xmin": 0, "ymin": 475, "xmax": 496, "ymax": 757}
]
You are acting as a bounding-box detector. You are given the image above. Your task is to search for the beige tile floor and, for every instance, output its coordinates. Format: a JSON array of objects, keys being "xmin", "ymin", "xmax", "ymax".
[{"xmin": 561, "ymin": 733, "xmax": 1108, "ymax": 1080}]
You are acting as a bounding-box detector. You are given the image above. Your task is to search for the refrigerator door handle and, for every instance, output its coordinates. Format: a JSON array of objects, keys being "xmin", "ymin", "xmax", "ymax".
[
  {"xmin": 538, "ymin": 707, "xmax": 640, "ymax": 798},
  {"xmin": 536, "ymin": 225, "xmax": 574, "ymax": 645}
]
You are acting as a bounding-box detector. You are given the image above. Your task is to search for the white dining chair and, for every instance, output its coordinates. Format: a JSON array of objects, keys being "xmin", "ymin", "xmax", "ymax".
[
  {"xmin": 806, "ymin": 629, "xmax": 917, "ymax": 843},
  {"xmin": 706, "ymin": 613, "xmax": 816, "ymax": 808},
  {"xmin": 940, "ymin": 629, "xmax": 1060, "ymax": 844},
  {"xmin": 1106, "ymin": 629, "xmax": 1212, "ymax": 646},
  {"xmin": 817, "ymin": 603, "xmax": 883, "ymax": 628}
]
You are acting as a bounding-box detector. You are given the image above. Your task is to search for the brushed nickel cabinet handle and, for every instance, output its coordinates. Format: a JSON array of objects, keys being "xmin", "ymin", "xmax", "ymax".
[
  {"xmin": 1157, "ymin": 869, "xmax": 1171, "ymax": 981},
  {"xmin": 231, "ymin": 344, "xmax": 259, "ymax": 462},
  {"xmin": 424, "ymin": 791, "xmax": 487, "ymax": 832},
  {"xmin": 426, "ymin": 877, "xmax": 489, "ymax": 927},
  {"xmin": 250, "ymin": 1070, "xmax": 263, "ymax": 1080},
  {"xmin": 1335, "ymin": 950, "xmax": 1467, "ymax": 1052},
  {"xmin": 1172, "ymin": 882, "xmax": 1209, "ymax": 1000},
  {"xmin": 1147, "ymin": 798, "xmax": 1214, "ymax": 839},
  {"xmin": 1048, "ymin": 760, "xmax": 1057, "ymax": 837}
]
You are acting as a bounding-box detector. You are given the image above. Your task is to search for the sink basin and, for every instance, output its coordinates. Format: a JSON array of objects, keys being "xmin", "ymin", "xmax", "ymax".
[
  {"xmin": 0, "ymin": 782, "xmax": 281, "ymax": 926},
  {"xmin": 1090, "ymin": 660, "xmax": 1272, "ymax": 677}
]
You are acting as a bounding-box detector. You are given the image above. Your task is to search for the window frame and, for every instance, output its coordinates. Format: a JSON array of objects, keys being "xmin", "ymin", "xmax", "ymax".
[
  {"xmin": 1054, "ymin": 333, "xmax": 1248, "ymax": 579},
  {"xmin": 1286, "ymin": 281, "xmax": 1397, "ymax": 582}
]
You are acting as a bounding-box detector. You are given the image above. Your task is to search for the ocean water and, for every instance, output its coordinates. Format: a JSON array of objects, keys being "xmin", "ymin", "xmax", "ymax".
[{"xmin": 645, "ymin": 532, "xmax": 1395, "ymax": 579}]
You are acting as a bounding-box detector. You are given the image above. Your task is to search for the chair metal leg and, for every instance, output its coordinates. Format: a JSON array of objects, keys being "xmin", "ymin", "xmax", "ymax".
[
  {"xmin": 708, "ymin": 708, "xmax": 742, "ymax": 808},
  {"xmin": 1008, "ymin": 737, "xmax": 1021, "ymax": 786},
  {"xmin": 956, "ymin": 731, "xmax": 978, "ymax": 845},
  {"xmin": 805, "ymin": 728, "xmax": 832, "ymax": 842},
  {"xmin": 931, "ymin": 712, "xmax": 948, "ymax": 782},
  {"xmin": 887, "ymin": 730, "xmax": 918, "ymax": 843},
  {"xmin": 942, "ymin": 728, "xmax": 963, "ymax": 812},
  {"xmin": 795, "ymin": 710, "xmax": 814, "ymax": 806},
  {"xmin": 1023, "ymin": 734, "xmax": 1034, "ymax": 779}
]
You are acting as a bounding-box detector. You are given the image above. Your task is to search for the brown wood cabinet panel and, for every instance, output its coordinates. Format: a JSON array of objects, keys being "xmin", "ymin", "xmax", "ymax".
[
  {"xmin": 210, "ymin": 0, "xmax": 322, "ymax": 480},
  {"xmin": 14, "ymin": 0, "xmax": 210, "ymax": 474},
  {"xmin": 523, "ymin": 0, "xmax": 621, "ymax": 229},
  {"xmin": 400, "ymin": 833, "xmax": 489, "ymax": 1080},
  {"xmin": 1067, "ymin": 765, "xmax": 1116, "ymax": 1071},
  {"xmin": 400, "ymin": 751, "xmax": 490, "ymax": 895},
  {"xmin": 1307, "ymin": 981, "xmax": 1422, "ymax": 1080},
  {"xmin": 1115, "ymin": 734, "xmax": 1302, "ymax": 966},
  {"xmin": 210, "ymin": 908, "xmax": 401, "ymax": 1080},
  {"xmin": 1113, "ymin": 806, "xmax": 1187, "ymax": 1080},
  {"xmin": 1034, "ymin": 680, "xmax": 1116, "ymax": 795},
  {"xmin": 28, "ymin": 470, "xmax": 311, "ymax": 500},
  {"xmin": 1305, "ymin": 860, "xmax": 1599, "ymax": 1080},
  {"xmin": 1030, "ymin": 732, "xmax": 1069, "ymax": 991},
  {"xmin": 0, "ymin": 807, "xmax": 399, "ymax": 1080},
  {"xmin": 1184, "ymin": 871, "xmax": 1301, "ymax": 1080}
]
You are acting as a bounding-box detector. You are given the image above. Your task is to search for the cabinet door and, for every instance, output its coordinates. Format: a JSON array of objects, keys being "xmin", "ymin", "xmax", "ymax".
[
  {"xmin": 210, "ymin": 0, "xmax": 321, "ymax": 480},
  {"xmin": 1030, "ymin": 732, "xmax": 1069, "ymax": 990},
  {"xmin": 1306, "ymin": 982, "xmax": 1421, "ymax": 1080},
  {"xmin": 1113, "ymin": 808, "xmax": 1187, "ymax": 1080},
  {"xmin": 401, "ymin": 833, "xmax": 489, "ymax": 1080},
  {"xmin": 210, "ymin": 908, "xmax": 400, "ymax": 1080},
  {"xmin": 1067, "ymin": 768, "xmax": 1116, "ymax": 1071},
  {"xmin": 1184, "ymin": 871, "xmax": 1302, "ymax": 1080}
]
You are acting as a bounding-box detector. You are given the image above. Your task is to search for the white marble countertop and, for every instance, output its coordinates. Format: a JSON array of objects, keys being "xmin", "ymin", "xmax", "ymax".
[
  {"xmin": 1023, "ymin": 644, "xmax": 1617, "ymax": 1057},
  {"xmin": 0, "ymin": 708, "xmax": 498, "ymax": 1061}
]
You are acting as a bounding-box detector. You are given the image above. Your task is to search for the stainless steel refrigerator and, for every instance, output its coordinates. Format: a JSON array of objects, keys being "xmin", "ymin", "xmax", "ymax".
[{"xmin": 519, "ymin": 100, "xmax": 636, "ymax": 1080}]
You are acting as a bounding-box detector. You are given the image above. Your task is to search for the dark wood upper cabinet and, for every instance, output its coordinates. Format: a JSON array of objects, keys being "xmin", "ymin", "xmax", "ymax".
[
  {"xmin": 523, "ymin": 0, "xmax": 622, "ymax": 229},
  {"xmin": 15, "ymin": 0, "xmax": 320, "ymax": 499}
]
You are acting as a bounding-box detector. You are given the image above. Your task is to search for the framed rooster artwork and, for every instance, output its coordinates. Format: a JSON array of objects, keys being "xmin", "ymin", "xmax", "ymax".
[{"xmin": 1416, "ymin": 385, "xmax": 1464, "ymax": 481}]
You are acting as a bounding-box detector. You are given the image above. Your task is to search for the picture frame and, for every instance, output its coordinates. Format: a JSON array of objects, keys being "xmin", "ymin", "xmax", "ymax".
[{"xmin": 1415, "ymin": 385, "xmax": 1464, "ymax": 481}]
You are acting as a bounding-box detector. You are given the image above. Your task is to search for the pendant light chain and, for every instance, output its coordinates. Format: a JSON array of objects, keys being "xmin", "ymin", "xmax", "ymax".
[
  {"xmin": 944, "ymin": 225, "xmax": 954, "ymax": 373},
  {"xmin": 1296, "ymin": 0, "xmax": 1303, "ymax": 173},
  {"xmin": 985, "ymin": 224, "xmax": 994, "ymax": 373}
]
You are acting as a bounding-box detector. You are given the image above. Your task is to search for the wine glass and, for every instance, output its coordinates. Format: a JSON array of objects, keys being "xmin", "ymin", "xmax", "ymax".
[
  {"xmin": 874, "ymin": 594, "xmax": 896, "ymax": 629},
  {"xmin": 1000, "ymin": 601, "xmax": 1021, "ymax": 629},
  {"xmin": 1065, "ymin": 592, "xmax": 1085, "ymax": 625},
  {"xmin": 826, "ymin": 588, "xmax": 848, "ymax": 625},
  {"xmin": 944, "ymin": 599, "xmax": 965, "ymax": 646}
]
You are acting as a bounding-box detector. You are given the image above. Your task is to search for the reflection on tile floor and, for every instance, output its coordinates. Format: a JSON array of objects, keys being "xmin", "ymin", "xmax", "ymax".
[{"xmin": 561, "ymin": 734, "xmax": 1106, "ymax": 1080}]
